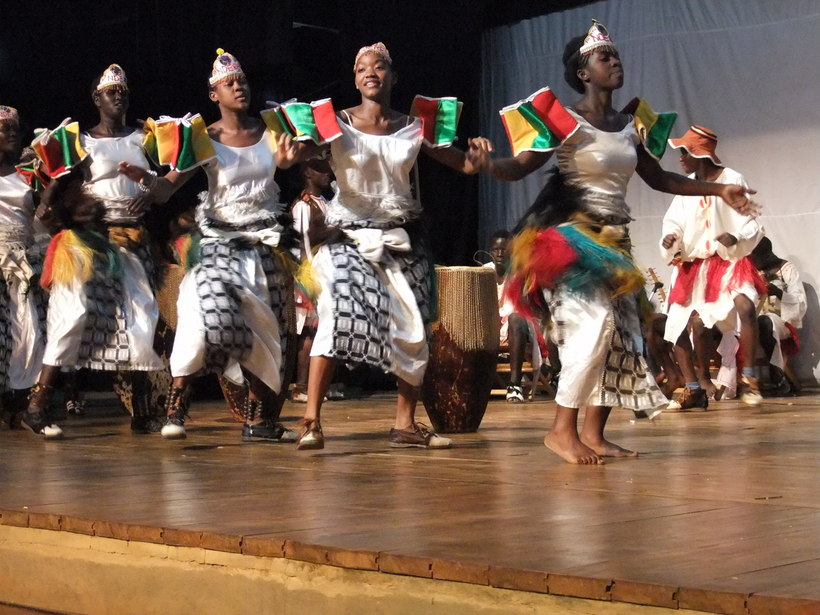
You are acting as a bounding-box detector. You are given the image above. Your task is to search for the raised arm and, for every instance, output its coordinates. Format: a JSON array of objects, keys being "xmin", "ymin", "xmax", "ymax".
[
  {"xmin": 118, "ymin": 162, "xmax": 197, "ymax": 205},
  {"xmin": 421, "ymin": 137, "xmax": 494, "ymax": 175},
  {"xmin": 484, "ymin": 149, "xmax": 554, "ymax": 181},
  {"xmin": 425, "ymin": 135, "xmax": 554, "ymax": 180},
  {"xmin": 635, "ymin": 147, "xmax": 755, "ymax": 213}
]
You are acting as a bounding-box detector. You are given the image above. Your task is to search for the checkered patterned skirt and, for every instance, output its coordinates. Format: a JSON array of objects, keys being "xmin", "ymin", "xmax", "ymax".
[
  {"xmin": 169, "ymin": 237, "xmax": 292, "ymax": 393},
  {"xmin": 310, "ymin": 236, "xmax": 433, "ymax": 385},
  {"xmin": 0, "ymin": 278, "xmax": 9, "ymax": 393},
  {"xmin": 0, "ymin": 241, "xmax": 48, "ymax": 391},
  {"xmin": 549, "ymin": 285, "xmax": 667, "ymax": 415},
  {"xmin": 43, "ymin": 240, "xmax": 164, "ymax": 372}
]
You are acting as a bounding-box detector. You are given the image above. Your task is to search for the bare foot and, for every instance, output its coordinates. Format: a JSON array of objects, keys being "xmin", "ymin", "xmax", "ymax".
[
  {"xmin": 581, "ymin": 435, "xmax": 639, "ymax": 458},
  {"xmin": 544, "ymin": 432, "xmax": 604, "ymax": 464}
]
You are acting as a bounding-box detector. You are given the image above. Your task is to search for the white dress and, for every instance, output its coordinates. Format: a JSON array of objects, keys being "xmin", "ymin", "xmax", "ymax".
[
  {"xmin": 43, "ymin": 132, "xmax": 164, "ymax": 371},
  {"xmin": 310, "ymin": 117, "xmax": 431, "ymax": 386},
  {"xmin": 171, "ymin": 131, "xmax": 287, "ymax": 392},
  {"xmin": 0, "ymin": 172, "xmax": 46, "ymax": 389},
  {"xmin": 548, "ymin": 111, "xmax": 666, "ymax": 413}
]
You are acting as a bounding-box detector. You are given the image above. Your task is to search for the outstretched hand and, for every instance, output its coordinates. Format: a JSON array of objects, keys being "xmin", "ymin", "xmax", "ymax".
[
  {"xmin": 464, "ymin": 137, "xmax": 494, "ymax": 174},
  {"xmin": 721, "ymin": 183, "xmax": 759, "ymax": 215}
]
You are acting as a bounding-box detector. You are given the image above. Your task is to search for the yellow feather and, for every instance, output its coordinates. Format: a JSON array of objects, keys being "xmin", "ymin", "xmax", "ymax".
[
  {"xmin": 50, "ymin": 231, "xmax": 95, "ymax": 286},
  {"xmin": 509, "ymin": 227, "xmax": 537, "ymax": 271},
  {"xmin": 295, "ymin": 258, "xmax": 321, "ymax": 300}
]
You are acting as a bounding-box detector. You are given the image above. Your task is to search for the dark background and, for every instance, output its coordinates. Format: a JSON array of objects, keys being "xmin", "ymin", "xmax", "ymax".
[{"xmin": 1, "ymin": 0, "xmax": 591, "ymax": 264}]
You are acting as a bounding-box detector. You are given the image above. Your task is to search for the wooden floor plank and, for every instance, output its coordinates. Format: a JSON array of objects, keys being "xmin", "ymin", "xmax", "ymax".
[{"xmin": 1, "ymin": 389, "xmax": 818, "ymax": 605}]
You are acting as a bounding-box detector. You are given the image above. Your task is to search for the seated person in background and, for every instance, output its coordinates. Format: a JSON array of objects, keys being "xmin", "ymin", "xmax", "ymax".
[
  {"xmin": 749, "ymin": 237, "xmax": 807, "ymax": 394},
  {"xmin": 485, "ymin": 230, "xmax": 549, "ymax": 403}
]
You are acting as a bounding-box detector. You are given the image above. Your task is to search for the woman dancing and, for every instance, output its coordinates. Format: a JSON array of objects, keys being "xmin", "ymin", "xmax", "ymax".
[
  {"xmin": 0, "ymin": 105, "xmax": 47, "ymax": 430},
  {"xmin": 121, "ymin": 49, "xmax": 302, "ymax": 441},
  {"xmin": 294, "ymin": 42, "xmax": 484, "ymax": 450},
  {"xmin": 24, "ymin": 64, "xmax": 166, "ymax": 438},
  {"xmin": 473, "ymin": 22, "xmax": 754, "ymax": 464}
]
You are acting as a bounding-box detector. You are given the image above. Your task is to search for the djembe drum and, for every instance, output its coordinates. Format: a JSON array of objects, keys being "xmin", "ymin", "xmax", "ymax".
[{"xmin": 421, "ymin": 266, "xmax": 499, "ymax": 433}]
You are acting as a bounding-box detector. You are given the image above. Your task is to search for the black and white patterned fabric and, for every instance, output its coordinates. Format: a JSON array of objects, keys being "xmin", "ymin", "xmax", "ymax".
[
  {"xmin": 194, "ymin": 238, "xmax": 291, "ymax": 379},
  {"xmin": 324, "ymin": 239, "xmax": 432, "ymax": 372},
  {"xmin": 25, "ymin": 244, "xmax": 48, "ymax": 343},
  {"xmin": 550, "ymin": 292, "xmax": 666, "ymax": 413},
  {"xmin": 78, "ymin": 261, "xmax": 131, "ymax": 370},
  {"xmin": 68, "ymin": 230, "xmax": 161, "ymax": 371},
  {"xmin": 0, "ymin": 278, "xmax": 11, "ymax": 392},
  {"xmin": 600, "ymin": 296, "xmax": 667, "ymax": 411}
]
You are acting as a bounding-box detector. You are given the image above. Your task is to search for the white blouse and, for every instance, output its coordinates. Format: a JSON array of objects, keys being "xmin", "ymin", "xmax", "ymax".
[
  {"xmin": 0, "ymin": 172, "xmax": 34, "ymax": 241},
  {"xmin": 81, "ymin": 130, "xmax": 147, "ymax": 225},
  {"xmin": 198, "ymin": 131, "xmax": 281, "ymax": 231},
  {"xmin": 326, "ymin": 117, "xmax": 424, "ymax": 227},
  {"xmin": 557, "ymin": 109, "xmax": 639, "ymax": 224}
]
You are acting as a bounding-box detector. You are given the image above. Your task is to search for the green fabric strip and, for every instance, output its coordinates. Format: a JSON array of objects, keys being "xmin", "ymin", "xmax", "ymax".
[
  {"xmin": 645, "ymin": 112, "xmax": 677, "ymax": 159},
  {"xmin": 518, "ymin": 102, "xmax": 561, "ymax": 149},
  {"xmin": 284, "ymin": 104, "xmax": 319, "ymax": 142},
  {"xmin": 177, "ymin": 123, "xmax": 197, "ymax": 171},
  {"xmin": 433, "ymin": 99, "xmax": 459, "ymax": 146}
]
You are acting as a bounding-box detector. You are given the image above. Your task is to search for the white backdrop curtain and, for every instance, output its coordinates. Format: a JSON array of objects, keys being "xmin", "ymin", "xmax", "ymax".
[{"xmin": 479, "ymin": 0, "xmax": 820, "ymax": 382}]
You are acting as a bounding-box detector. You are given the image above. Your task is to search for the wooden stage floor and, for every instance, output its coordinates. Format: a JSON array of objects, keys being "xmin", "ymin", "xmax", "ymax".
[{"xmin": 1, "ymin": 388, "xmax": 818, "ymax": 614}]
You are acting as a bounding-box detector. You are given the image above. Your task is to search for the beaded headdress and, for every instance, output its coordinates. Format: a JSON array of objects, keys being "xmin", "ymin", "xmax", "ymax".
[
  {"xmin": 579, "ymin": 20, "xmax": 617, "ymax": 56},
  {"xmin": 209, "ymin": 48, "xmax": 245, "ymax": 86},
  {"xmin": 354, "ymin": 42, "xmax": 392, "ymax": 69},
  {"xmin": 97, "ymin": 64, "xmax": 128, "ymax": 92},
  {"xmin": 0, "ymin": 105, "xmax": 19, "ymax": 124}
]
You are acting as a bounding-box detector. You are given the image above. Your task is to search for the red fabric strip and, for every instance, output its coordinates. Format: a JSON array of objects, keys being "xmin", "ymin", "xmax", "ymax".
[{"xmin": 668, "ymin": 258, "xmax": 704, "ymax": 306}]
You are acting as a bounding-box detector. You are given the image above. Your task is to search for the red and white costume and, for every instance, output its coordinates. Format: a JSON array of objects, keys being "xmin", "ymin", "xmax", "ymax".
[{"xmin": 660, "ymin": 167, "xmax": 764, "ymax": 343}]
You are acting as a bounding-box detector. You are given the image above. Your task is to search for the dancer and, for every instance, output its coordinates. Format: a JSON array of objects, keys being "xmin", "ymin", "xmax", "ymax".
[
  {"xmin": 294, "ymin": 42, "xmax": 485, "ymax": 450},
  {"xmin": 0, "ymin": 105, "xmax": 47, "ymax": 430},
  {"xmin": 24, "ymin": 65, "xmax": 166, "ymax": 439},
  {"xmin": 471, "ymin": 21, "xmax": 754, "ymax": 463},
  {"xmin": 290, "ymin": 160, "xmax": 332, "ymax": 403},
  {"xmin": 750, "ymin": 237, "xmax": 806, "ymax": 394},
  {"xmin": 120, "ymin": 49, "xmax": 302, "ymax": 441},
  {"xmin": 661, "ymin": 126, "xmax": 764, "ymax": 408}
]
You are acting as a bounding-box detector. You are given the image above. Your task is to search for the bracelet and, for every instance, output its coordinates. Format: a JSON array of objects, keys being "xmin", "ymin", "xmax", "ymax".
[{"xmin": 138, "ymin": 170, "xmax": 158, "ymax": 193}]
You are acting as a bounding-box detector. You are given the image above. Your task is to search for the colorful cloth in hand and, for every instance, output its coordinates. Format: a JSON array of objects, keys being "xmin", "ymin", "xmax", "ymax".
[
  {"xmin": 143, "ymin": 113, "xmax": 216, "ymax": 172},
  {"xmin": 499, "ymin": 87, "xmax": 579, "ymax": 156},
  {"xmin": 409, "ymin": 96, "xmax": 462, "ymax": 148}
]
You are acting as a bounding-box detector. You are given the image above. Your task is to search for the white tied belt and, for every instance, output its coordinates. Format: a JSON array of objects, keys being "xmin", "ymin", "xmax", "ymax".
[
  {"xmin": 344, "ymin": 227, "xmax": 411, "ymax": 262},
  {"xmin": 343, "ymin": 227, "xmax": 428, "ymax": 386},
  {"xmin": 203, "ymin": 225, "xmax": 283, "ymax": 248}
]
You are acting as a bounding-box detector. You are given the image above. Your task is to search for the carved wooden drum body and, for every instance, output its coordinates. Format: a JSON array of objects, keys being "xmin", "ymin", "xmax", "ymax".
[{"xmin": 421, "ymin": 266, "xmax": 499, "ymax": 433}]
